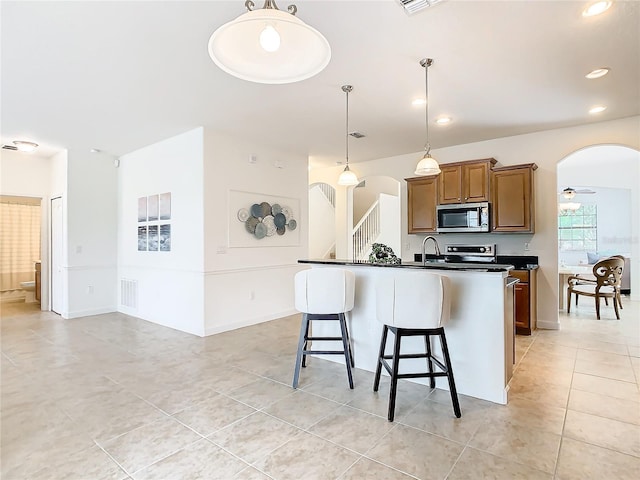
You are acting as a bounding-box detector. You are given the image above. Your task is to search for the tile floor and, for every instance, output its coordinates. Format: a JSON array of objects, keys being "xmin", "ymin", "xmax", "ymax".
[{"xmin": 1, "ymin": 295, "xmax": 639, "ymax": 479}]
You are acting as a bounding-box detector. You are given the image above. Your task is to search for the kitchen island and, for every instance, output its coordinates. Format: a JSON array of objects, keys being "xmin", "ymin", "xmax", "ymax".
[{"xmin": 298, "ymin": 259, "xmax": 517, "ymax": 404}]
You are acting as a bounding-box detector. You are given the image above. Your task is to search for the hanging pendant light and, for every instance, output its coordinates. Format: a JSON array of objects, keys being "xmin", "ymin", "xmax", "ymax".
[
  {"xmin": 338, "ymin": 85, "xmax": 359, "ymax": 187},
  {"xmin": 208, "ymin": 0, "xmax": 331, "ymax": 84},
  {"xmin": 414, "ymin": 58, "xmax": 441, "ymax": 176}
]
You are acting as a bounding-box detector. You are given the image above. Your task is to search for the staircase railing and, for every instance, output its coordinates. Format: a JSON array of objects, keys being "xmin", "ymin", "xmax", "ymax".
[
  {"xmin": 352, "ymin": 200, "xmax": 380, "ymax": 261},
  {"xmin": 311, "ymin": 182, "xmax": 335, "ymax": 208}
]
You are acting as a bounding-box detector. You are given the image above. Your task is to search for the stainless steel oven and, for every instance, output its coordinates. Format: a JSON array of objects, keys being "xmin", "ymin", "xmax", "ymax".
[{"xmin": 436, "ymin": 202, "xmax": 490, "ymax": 233}]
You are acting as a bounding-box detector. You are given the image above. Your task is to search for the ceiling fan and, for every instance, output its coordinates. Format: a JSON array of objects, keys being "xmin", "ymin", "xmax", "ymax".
[{"xmin": 558, "ymin": 187, "xmax": 596, "ymax": 199}]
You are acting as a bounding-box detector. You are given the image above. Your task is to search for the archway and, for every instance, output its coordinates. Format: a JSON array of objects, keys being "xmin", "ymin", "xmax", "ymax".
[{"xmin": 556, "ymin": 144, "xmax": 640, "ymax": 322}]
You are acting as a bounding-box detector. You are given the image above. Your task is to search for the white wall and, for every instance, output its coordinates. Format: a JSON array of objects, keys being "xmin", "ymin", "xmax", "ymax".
[
  {"xmin": 376, "ymin": 193, "xmax": 401, "ymax": 256},
  {"xmin": 0, "ymin": 149, "xmax": 54, "ymax": 309},
  {"xmin": 308, "ymin": 184, "xmax": 335, "ymax": 258},
  {"xmin": 65, "ymin": 149, "xmax": 118, "ymax": 318},
  {"xmin": 353, "ymin": 176, "xmax": 399, "ymax": 223},
  {"xmin": 310, "ymin": 116, "xmax": 640, "ymax": 330},
  {"xmin": 118, "ymin": 128, "xmax": 205, "ymax": 335},
  {"xmin": 202, "ymin": 131, "xmax": 308, "ymax": 335}
]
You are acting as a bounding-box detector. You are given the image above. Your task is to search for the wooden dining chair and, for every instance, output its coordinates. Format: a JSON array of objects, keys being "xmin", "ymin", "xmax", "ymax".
[
  {"xmin": 567, "ymin": 256, "xmax": 625, "ymax": 320},
  {"xmin": 573, "ymin": 255, "xmax": 625, "ymax": 310}
]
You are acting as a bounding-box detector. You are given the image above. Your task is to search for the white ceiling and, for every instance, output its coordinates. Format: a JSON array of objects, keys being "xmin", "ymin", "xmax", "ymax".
[{"xmin": 2, "ymin": 0, "xmax": 639, "ymax": 168}]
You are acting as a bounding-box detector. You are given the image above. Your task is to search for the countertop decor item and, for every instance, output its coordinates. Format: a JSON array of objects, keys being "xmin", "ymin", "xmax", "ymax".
[
  {"xmin": 337, "ymin": 85, "xmax": 359, "ymax": 186},
  {"xmin": 369, "ymin": 243, "xmax": 401, "ymax": 265},
  {"xmin": 208, "ymin": 0, "xmax": 331, "ymax": 84},
  {"xmin": 414, "ymin": 58, "xmax": 441, "ymax": 176}
]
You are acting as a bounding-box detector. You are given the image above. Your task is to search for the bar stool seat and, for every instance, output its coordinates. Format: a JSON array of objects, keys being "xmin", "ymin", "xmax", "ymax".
[
  {"xmin": 293, "ymin": 268, "xmax": 356, "ymax": 389},
  {"xmin": 374, "ymin": 271, "xmax": 461, "ymax": 421}
]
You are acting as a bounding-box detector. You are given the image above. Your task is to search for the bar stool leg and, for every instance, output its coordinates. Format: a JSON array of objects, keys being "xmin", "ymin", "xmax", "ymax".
[
  {"xmin": 424, "ymin": 334, "xmax": 436, "ymax": 389},
  {"xmin": 292, "ymin": 314, "xmax": 310, "ymax": 389},
  {"xmin": 302, "ymin": 316, "xmax": 311, "ymax": 368},
  {"xmin": 373, "ymin": 325, "xmax": 389, "ymax": 392},
  {"xmin": 387, "ymin": 328, "xmax": 403, "ymax": 422},
  {"xmin": 439, "ymin": 330, "xmax": 461, "ymax": 418},
  {"xmin": 338, "ymin": 313, "xmax": 354, "ymax": 389}
]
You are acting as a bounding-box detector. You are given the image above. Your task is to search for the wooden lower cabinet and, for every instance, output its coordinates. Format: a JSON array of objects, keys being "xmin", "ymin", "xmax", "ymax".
[
  {"xmin": 511, "ymin": 268, "xmax": 538, "ymax": 335},
  {"xmin": 406, "ymin": 176, "xmax": 438, "ymax": 233}
]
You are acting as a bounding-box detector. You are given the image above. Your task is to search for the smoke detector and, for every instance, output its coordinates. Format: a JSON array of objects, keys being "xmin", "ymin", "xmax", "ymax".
[
  {"xmin": 399, "ymin": 0, "xmax": 445, "ymax": 15},
  {"xmin": 349, "ymin": 131, "xmax": 366, "ymax": 139}
]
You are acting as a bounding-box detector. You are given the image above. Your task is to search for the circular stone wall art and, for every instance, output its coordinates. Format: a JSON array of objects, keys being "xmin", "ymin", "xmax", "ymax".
[{"xmin": 238, "ymin": 202, "xmax": 297, "ymax": 240}]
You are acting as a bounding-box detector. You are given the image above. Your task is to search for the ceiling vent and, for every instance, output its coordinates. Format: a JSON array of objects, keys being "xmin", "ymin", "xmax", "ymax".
[
  {"xmin": 349, "ymin": 131, "xmax": 366, "ymax": 139},
  {"xmin": 1, "ymin": 144, "xmax": 18, "ymax": 151},
  {"xmin": 399, "ymin": 0, "xmax": 445, "ymax": 15}
]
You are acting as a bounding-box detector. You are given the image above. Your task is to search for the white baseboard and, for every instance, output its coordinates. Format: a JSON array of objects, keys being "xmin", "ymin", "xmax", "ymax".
[
  {"xmin": 204, "ymin": 308, "xmax": 298, "ymax": 337},
  {"xmin": 65, "ymin": 306, "xmax": 116, "ymax": 319},
  {"xmin": 537, "ymin": 319, "xmax": 560, "ymax": 330}
]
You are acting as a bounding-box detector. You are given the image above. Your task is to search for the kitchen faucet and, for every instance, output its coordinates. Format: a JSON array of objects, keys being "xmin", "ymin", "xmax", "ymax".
[{"xmin": 421, "ymin": 236, "xmax": 441, "ymax": 265}]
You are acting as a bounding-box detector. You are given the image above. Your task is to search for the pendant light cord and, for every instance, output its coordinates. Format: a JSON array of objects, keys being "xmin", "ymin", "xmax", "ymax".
[
  {"xmin": 342, "ymin": 84, "xmax": 353, "ymax": 168},
  {"xmin": 421, "ymin": 58, "xmax": 433, "ymax": 154}
]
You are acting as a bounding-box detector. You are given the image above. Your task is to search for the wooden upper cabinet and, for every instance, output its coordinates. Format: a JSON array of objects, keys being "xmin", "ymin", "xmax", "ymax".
[
  {"xmin": 438, "ymin": 158, "xmax": 496, "ymax": 204},
  {"xmin": 406, "ymin": 176, "xmax": 438, "ymax": 233},
  {"xmin": 491, "ymin": 163, "xmax": 537, "ymax": 233}
]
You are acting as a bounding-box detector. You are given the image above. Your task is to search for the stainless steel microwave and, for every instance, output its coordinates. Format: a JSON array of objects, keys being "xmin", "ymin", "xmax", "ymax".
[{"xmin": 436, "ymin": 202, "xmax": 490, "ymax": 233}]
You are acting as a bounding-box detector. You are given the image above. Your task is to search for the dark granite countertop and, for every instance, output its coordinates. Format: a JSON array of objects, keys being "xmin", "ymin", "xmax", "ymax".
[{"xmin": 298, "ymin": 259, "xmax": 514, "ymax": 273}]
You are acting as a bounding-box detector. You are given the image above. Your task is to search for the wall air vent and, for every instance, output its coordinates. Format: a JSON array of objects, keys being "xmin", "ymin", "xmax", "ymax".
[
  {"xmin": 1, "ymin": 144, "xmax": 18, "ymax": 151},
  {"xmin": 399, "ymin": 0, "xmax": 445, "ymax": 15},
  {"xmin": 120, "ymin": 278, "xmax": 138, "ymax": 309},
  {"xmin": 349, "ymin": 131, "xmax": 366, "ymax": 139}
]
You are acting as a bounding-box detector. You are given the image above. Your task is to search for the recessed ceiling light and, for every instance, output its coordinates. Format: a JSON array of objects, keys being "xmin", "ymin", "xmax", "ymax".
[
  {"xmin": 585, "ymin": 68, "xmax": 610, "ymax": 79},
  {"xmin": 412, "ymin": 98, "xmax": 426, "ymax": 106},
  {"xmin": 589, "ymin": 105, "xmax": 607, "ymax": 114},
  {"xmin": 435, "ymin": 117, "xmax": 452, "ymax": 125},
  {"xmin": 582, "ymin": 1, "xmax": 612, "ymax": 17},
  {"xmin": 13, "ymin": 140, "xmax": 39, "ymax": 152}
]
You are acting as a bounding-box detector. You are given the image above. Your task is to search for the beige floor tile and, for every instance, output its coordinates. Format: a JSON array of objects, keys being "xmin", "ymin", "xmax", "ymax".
[
  {"xmin": 347, "ymin": 379, "xmax": 431, "ymax": 421},
  {"xmin": 447, "ymin": 446, "xmax": 552, "ymax": 480},
  {"xmin": 135, "ymin": 381, "xmax": 218, "ymax": 415},
  {"xmin": 100, "ymin": 416, "xmax": 201, "ymax": 474},
  {"xmin": 556, "ymin": 437, "xmax": 640, "ymax": 480},
  {"xmin": 308, "ymin": 405, "xmax": 395, "ymax": 454},
  {"xmin": 338, "ymin": 457, "xmax": 415, "ymax": 480},
  {"xmin": 263, "ymin": 389, "xmax": 342, "ymax": 429},
  {"xmin": 516, "ymin": 350, "xmax": 576, "ymax": 371},
  {"xmin": 511, "ymin": 363, "xmax": 574, "ymax": 387},
  {"xmin": 485, "ymin": 396, "xmax": 567, "ymax": 436},
  {"xmin": 301, "ymin": 372, "xmax": 361, "ymax": 403},
  {"xmin": 232, "ymin": 466, "xmax": 272, "ymax": 479},
  {"xmin": 574, "ymin": 357, "xmax": 636, "ymax": 383},
  {"xmin": 578, "ymin": 338, "xmax": 631, "ymax": 355},
  {"xmin": 132, "ymin": 439, "xmax": 247, "ymax": 479},
  {"xmin": 207, "ymin": 412, "xmax": 302, "ymax": 464},
  {"xmin": 563, "ymin": 409, "xmax": 640, "ymax": 458},
  {"xmin": 571, "ymin": 372, "xmax": 640, "ymax": 401},
  {"xmin": 25, "ymin": 445, "xmax": 128, "ymax": 480},
  {"xmin": 172, "ymin": 393, "xmax": 256, "ymax": 436},
  {"xmin": 468, "ymin": 419, "xmax": 561, "ymax": 473},
  {"xmin": 629, "ymin": 345, "xmax": 640, "ymax": 358},
  {"xmin": 508, "ymin": 376, "xmax": 570, "ymax": 408},
  {"xmin": 400, "ymin": 397, "xmax": 487, "ymax": 443},
  {"xmin": 198, "ymin": 366, "xmax": 262, "ymax": 393},
  {"xmin": 576, "ymin": 348, "xmax": 633, "ymax": 366},
  {"xmin": 226, "ymin": 377, "xmax": 295, "ymax": 409},
  {"xmin": 366, "ymin": 424, "xmax": 464, "ymax": 479},
  {"xmin": 253, "ymin": 432, "xmax": 359, "ymax": 480},
  {"xmin": 568, "ymin": 389, "xmax": 640, "ymax": 425}
]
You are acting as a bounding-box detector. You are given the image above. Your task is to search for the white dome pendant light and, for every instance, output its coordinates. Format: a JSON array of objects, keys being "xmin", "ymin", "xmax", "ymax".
[
  {"xmin": 338, "ymin": 85, "xmax": 359, "ymax": 187},
  {"xmin": 414, "ymin": 58, "xmax": 441, "ymax": 176},
  {"xmin": 208, "ymin": 0, "xmax": 331, "ymax": 84}
]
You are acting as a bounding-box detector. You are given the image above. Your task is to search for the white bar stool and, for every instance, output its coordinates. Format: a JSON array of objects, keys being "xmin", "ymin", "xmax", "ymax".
[
  {"xmin": 293, "ymin": 268, "xmax": 355, "ymax": 389},
  {"xmin": 374, "ymin": 271, "xmax": 461, "ymax": 421}
]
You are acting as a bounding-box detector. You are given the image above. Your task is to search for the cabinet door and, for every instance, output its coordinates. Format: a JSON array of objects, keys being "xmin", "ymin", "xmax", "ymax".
[
  {"xmin": 463, "ymin": 162, "xmax": 490, "ymax": 203},
  {"xmin": 492, "ymin": 166, "xmax": 534, "ymax": 232},
  {"xmin": 407, "ymin": 177, "xmax": 438, "ymax": 233},
  {"xmin": 438, "ymin": 166, "xmax": 462, "ymax": 204},
  {"xmin": 514, "ymin": 282, "xmax": 531, "ymax": 334}
]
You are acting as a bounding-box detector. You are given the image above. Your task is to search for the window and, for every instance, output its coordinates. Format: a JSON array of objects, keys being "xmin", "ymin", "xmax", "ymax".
[{"xmin": 558, "ymin": 204, "xmax": 597, "ymax": 251}]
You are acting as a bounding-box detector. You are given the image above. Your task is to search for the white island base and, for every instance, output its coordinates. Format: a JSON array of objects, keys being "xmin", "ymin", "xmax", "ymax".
[{"xmin": 301, "ymin": 262, "xmax": 515, "ymax": 405}]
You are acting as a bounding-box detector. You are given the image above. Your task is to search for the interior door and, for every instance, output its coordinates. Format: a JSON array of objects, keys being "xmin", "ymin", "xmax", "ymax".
[{"xmin": 51, "ymin": 196, "xmax": 63, "ymax": 314}]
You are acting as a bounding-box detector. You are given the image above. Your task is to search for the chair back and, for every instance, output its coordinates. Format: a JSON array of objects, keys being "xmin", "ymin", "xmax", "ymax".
[
  {"xmin": 592, "ymin": 256, "xmax": 624, "ymax": 289},
  {"xmin": 294, "ymin": 268, "xmax": 355, "ymax": 314},
  {"xmin": 375, "ymin": 271, "xmax": 451, "ymax": 329}
]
